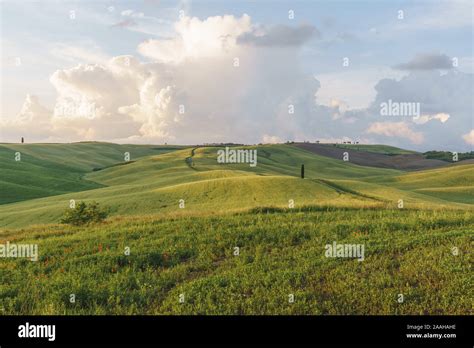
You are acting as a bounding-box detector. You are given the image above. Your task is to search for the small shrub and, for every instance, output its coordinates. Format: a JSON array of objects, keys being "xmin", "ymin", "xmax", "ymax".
[{"xmin": 60, "ymin": 201, "xmax": 108, "ymax": 226}]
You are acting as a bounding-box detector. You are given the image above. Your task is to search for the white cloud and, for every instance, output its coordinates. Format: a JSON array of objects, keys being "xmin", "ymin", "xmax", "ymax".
[
  {"xmin": 366, "ymin": 122, "xmax": 424, "ymax": 144},
  {"xmin": 49, "ymin": 56, "xmax": 144, "ymax": 112},
  {"xmin": 121, "ymin": 10, "xmax": 145, "ymax": 18},
  {"xmin": 262, "ymin": 135, "xmax": 283, "ymax": 144},
  {"xmin": 462, "ymin": 130, "xmax": 474, "ymax": 145},
  {"xmin": 2, "ymin": 15, "xmax": 323, "ymax": 145},
  {"xmin": 2, "ymin": 14, "xmax": 472, "ymax": 152},
  {"xmin": 16, "ymin": 94, "xmax": 51, "ymax": 123},
  {"xmin": 412, "ymin": 113, "xmax": 450, "ymax": 125},
  {"xmin": 1, "ymin": 95, "xmax": 53, "ymax": 142},
  {"xmin": 316, "ymin": 136, "xmax": 355, "ymax": 144},
  {"xmin": 329, "ymin": 98, "xmax": 350, "ymax": 120},
  {"xmin": 1, "ymin": 91, "xmax": 142, "ymax": 143},
  {"xmin": 138, "ymin": 14, "xmax": 252, "ymax": 63}
]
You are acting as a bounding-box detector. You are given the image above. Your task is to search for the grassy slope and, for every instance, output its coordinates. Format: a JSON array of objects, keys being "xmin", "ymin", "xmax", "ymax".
[
  {"xmin": 330, "ymin": 144, "xmax": 417, "ymax": 155},
  {"xmin": 0, "ymin": 208, "xmax": 471, "ymax": 314},
  {"xmin": 379, "ymin": 164, "xmax": 474, "ymax": 204},
  {"xmin": 0, "ymin": 144, "xmax": 472, "ymax": 228},
  {"xmin": 0, "ymin": 143, "xmax": 184, "ymax": 204},
  {"xmin": 0, "ymin": 143, "xmax": 472, "ymax": 315},
  {"xmin": 0, "ymin": 145, "xmax": 103, "ymax": 204}
]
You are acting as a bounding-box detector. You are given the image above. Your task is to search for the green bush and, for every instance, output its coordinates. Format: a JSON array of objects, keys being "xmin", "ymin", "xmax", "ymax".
[{"xmin": 60, "ymin": 201, "xmax": 108, "ymax": 226}]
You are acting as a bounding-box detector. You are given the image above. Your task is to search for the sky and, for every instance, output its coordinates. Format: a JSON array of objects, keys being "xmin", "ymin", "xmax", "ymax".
[{"xmin": 0, "ymin": 0, "xmax": 473, "ymax": 151}]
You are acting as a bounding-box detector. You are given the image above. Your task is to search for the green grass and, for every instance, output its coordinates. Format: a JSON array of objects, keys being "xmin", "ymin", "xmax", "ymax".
[
  {"xmin": 331, "ymin": 144, "xmax": 417, "ymax": 155},
  {"xmin": 413, "ymin": 187, "xmax": 474, "ymax": 205},
  {"xmin": 0, "ymin": 144, "xmax": 472, "ymax": 228},
  {"xmin": 0, "ymin": 142, "xmax": 183, "ymax": 204},
  {"xmin": 0, "ymin": 142, "xmax": 472, "ymax": 315},
  {"xmin": 393, "ymin": 164, "xmax": 474, "ymax": 188},
  {"xmin": 0, "ymin": 208, "xmax": 471, "ymax": 315},
  {"xmin": 424, "ymin": 150, "xmax": 474, "ymax": 162}
]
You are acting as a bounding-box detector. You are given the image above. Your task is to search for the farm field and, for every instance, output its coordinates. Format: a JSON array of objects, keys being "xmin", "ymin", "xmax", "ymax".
[{"xmin": 0, "ymin": 143, "xmax": 472, "ymax": 315}]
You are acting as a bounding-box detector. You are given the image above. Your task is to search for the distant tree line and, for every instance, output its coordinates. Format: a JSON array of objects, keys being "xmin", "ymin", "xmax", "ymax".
[{"xmin": 424, "ymin": 151, "xmax": 474, "ymax": 162}]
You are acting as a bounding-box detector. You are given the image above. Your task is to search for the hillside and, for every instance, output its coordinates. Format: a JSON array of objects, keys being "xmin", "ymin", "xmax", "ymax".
[
  {"xmin": 0, "ymin": 208, "xmax": 471, "ymax": 315},
  {"xmin": 321, "ymin": 143, "xmax": 417, "ymax": 155},
  {"xmin": 390, "ymin": 164, "xmax": 474, "ymax": 204},
  {"xmin": 0, "ymin": 142, "xmax": 472, "ymax": 315},
  {"xmin": 0, "ymin": 143, "xmax": 472, "ymax": 228},
  {"xmin": 0, "ymin": 143, "xmax": 183, "ymax": 204},
  {"xmin": 294, "ymin": 143, "xmax": 451, "ymax": 171}
]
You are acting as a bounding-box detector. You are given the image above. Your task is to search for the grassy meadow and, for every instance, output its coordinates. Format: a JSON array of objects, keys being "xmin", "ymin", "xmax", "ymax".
[{"xmin": 0, "ymin": 142, "xmax": 472, "ymax": 315}]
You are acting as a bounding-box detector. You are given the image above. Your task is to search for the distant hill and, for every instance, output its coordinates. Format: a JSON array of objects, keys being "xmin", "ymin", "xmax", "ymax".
[
  {"xmin": 423, "ymin": 150, "xmax": 474, "ymax": 162},
  {"xmin": 324, "ymin": 143, "xmax": 417, "ymax": 155},
  {"xmin": 0, "ymin": 143, "xmax": 182, "ymax": 204},
  {"xmin": 0, "ymin": 143, "xmax": 472, "ymax": 228},
  {"xmin": 294, "ymin": 143, "xmax": 451, "ymax": 171},
  {"xmin": 0, "ymin": 142, "xmax": 472, "ymax": 316}
]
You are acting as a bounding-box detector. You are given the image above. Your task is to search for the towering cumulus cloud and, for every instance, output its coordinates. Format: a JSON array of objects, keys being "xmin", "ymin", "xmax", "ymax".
[
  {"xmin": 1, "ymin": 13, "xmax": 472, "ymax": 151},
  {"xmin": 3, "ymin": 14, "xmax": 322, "ymax": 144}
]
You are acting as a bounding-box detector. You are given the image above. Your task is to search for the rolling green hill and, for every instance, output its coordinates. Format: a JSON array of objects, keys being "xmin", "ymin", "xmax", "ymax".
[
  {"xmin": 0, "ymin": 143, "xmax": 472, "ymax": 228},
  {"xmin": 0, "ymin": 142, "xmax": 472, "ymax": 315},
  {"xmin": 393, "ymin": 164, "xmax": 474, "ymax": 188},
  {"xmin": 0, "ymin": 142, "xmax": 183, "ymax": 204},
  {"xmin": 0, "ymin": 208, "xmax": 471, "ymax": 315},
  {"xmin": 392, "ymin": 164, "xmax": 474, "ymax": 204},
  {"xmin": 330, "ymin": 143, "xmax": 417, "ymax": 155}
]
